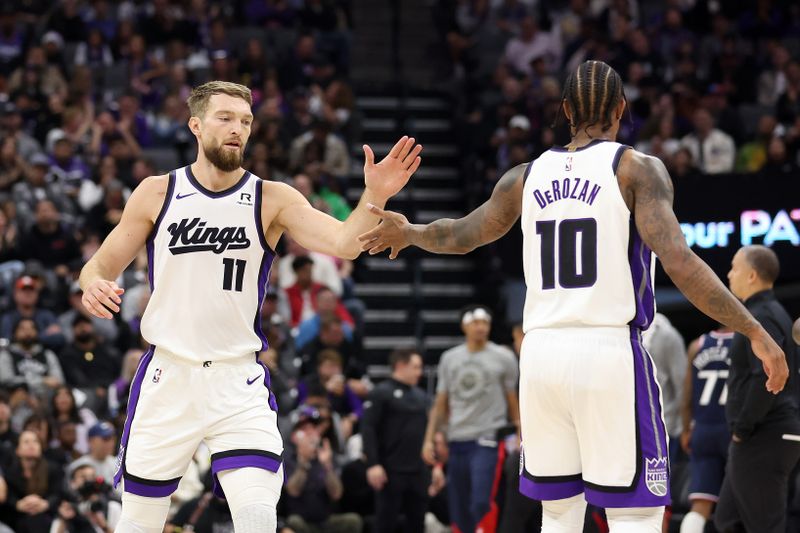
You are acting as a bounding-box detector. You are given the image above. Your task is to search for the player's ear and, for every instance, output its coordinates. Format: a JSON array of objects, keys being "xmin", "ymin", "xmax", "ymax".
[
  {"xmin": 616, "ymin": 98, "xmax": 626, "ymax": 120},
  {"xmin": 188, "ymin": 116, "xmax": 202, "ymax": 136}
]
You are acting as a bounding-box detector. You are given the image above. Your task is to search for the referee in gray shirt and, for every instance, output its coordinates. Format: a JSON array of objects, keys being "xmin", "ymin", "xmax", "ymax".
[{"xmin": 423, "ymin": 305, "xmax": 519, "ymax": 533}]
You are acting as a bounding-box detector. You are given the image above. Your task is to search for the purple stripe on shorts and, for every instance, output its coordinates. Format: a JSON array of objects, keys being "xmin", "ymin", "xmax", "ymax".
[
  {"xmin": 519, "ymin": 473, "xmax": 584, "ymax": 501},
  {"xmin": 210, "ymin": 454, "xmax": 282, "ymax": 498},
  {"xmin": 258, "ymin": 360, "xmax": 279, "ymax": 412},
  {"xmin": 113, "ymin": 347, "xmax": 154, "ymax": 489},
  {"xmin": 584, "ymin": 332, "xmax": 670, "ymax": 508},
  {"xmin": 628, "ymin": 218, "xmax": 655, "ymax": 330},
  {"xmin": 123, "ymin": 477, "xmax": 180, "ymax": 498}
]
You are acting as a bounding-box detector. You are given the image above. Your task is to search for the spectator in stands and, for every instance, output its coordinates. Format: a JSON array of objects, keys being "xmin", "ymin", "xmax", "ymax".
[
  {"xmin": 0, "ymin": 205, "xmax": 20, "ymax": 272},
  {"xmin": 0, "ymin": 102, "xmax": 41, "ymax": 160},
  {"xmin": 279, "ymin": 235, "xmax": 343, "ymax": 296},
  {"xmin": 17, "ymin": 200, "xmax": 81, "ymax": 273},
  {"xmin": 284, "ymin": 414, "xmax": 363, "ymax": 533},
  {"xmin": 48, "ymin": 137, "xmax": 91, "ymax": 195},
  {"xmin": 504, "ymin": 16, "xmax": 557, "ymax": 77},
  {"xmin": 760, "ymin": 136, "xmax": 798, "ymax": 176},
  {"xmin": 680, "ymin": 108, "xmax": 736, "ymax": 174},
  {"xmin": 0, "ymin": 274, "xmax": 65, "ymax": 350},
  {"xmin": 69, "ymin": 421, "xmax": 117, "ymax": 485},
  {"xmin": 58, "ymin": 316, "xmax": 120, "ymax": 413},
  {"xmin": 296, "ymin": 286, "xmax": 354, "ymax": 350},
  {"xmin": 736, "ymin": 114, "xmax": 777, "ymax": 173},
  {"xmin": 297, "ymin": 349, "xmax": 362, "ymax": 440},
  {"xmin": 51, "ymin": 461, "xmax": 122, "ymax": 533},
  {"xmin": 776, "ymin": 61, "xmax": 800, "ymax": 125},
  {"xmin": 300, "ymin": 314, "xmax": 364, "ymax": 394},
  {"xmin": 0, "ymin": 136, "xmax": 25, "ymax": 193},
  {"xmin": 45, "ymin": 420, "xmax": 80, "ymax": 470},
  {"xmin": 4, "ymin": 429, "xmax": 62, "ymax": 533},
  {"xmin": 8, "ymin": 45, "xmax": 67, "ymax": 102},
  {"xmin": 287, "ymin": 256, "xmax": 322, "ymax": 327},
  {"xmin": 257, "ymin": 347, "xmax": 296, "ymax": 414},
  {"xmin": 290, "ymin": 118, "xmax": 351, "ymax": 189},
  {"xmin": 0, "ymin": 317, "xmax": 64, "ymax": 396},
  {"xmin": 107, "ymin": 347, "xmax": 145, "ymax": 421},
  {"xmin": 12, "ymin": 158, "xmax": 70, "ymax": 229},
  {"xmin": 58, "ymin": 282, "xmax": 119, "ymax": 347},
  {"xmin": 423, "ymin": 306, "xmax": 518, "ymax": 533},
  {"xmin": 49, "ymin": 386, "xmax": 96, "ymax": 457},
  {"xmin": 0, "ymin": 393, "xmax": 18, "ymax": 459},
  {"xmin": 73, "ymin": 27, "xmax": 114, "ymax": 69},
  {"xmin": 293, "ymin": 173, "xmax": 352, "ymax": 222},
  {"xmin": 361, "ymin": 348, "xmax": 429, "ymax": 533}
]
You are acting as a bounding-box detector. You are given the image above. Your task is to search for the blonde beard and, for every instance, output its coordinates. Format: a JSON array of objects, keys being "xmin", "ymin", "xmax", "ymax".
[{"xmin": 202, "ymin": 139, "xmax": 243, "ymax": 172}]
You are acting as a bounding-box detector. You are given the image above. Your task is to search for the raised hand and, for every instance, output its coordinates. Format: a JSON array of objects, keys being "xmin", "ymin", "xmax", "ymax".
[
  {"xmin": 362, "ymin": 136, "xmax": 422, "ymax": 201},
  {"xmin": 357, "ymin": 204, "xmax": 412, "ymax": 259}
]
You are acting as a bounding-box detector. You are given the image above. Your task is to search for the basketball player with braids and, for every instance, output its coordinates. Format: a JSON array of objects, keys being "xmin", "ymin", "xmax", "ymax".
[
  {"xmin": 358, "ymin": 60, "xmax": 789, "ymax": 532},
  {"xmin": 78, "ymin": 81, "xmax": 422, "ymax": 533}
]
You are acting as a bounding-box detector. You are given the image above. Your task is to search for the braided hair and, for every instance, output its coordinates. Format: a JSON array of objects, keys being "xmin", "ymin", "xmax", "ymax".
[{"xmin": 561, "ymin": 60, "xmax": 625, "ymax": 136}]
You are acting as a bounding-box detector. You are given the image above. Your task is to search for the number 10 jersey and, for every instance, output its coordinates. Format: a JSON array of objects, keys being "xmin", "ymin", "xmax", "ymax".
[
  {"xmin": 140, "ymin": 166, "xmax": 275, "ymax": 361},
  {"xmin": 520, "ymin": 140, "xmax": 655, "ymax": 333}
]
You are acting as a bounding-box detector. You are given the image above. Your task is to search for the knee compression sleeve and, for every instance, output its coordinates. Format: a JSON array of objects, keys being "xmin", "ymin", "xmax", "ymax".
[
  {"xmin": 217, "ymin": 467, "xmax": 282, "ymax": 532},
  {"xmin": 606, "ymin": 506, "xmax": 664, "ymax": 533},
  {"xmin": 541, "ymin": 493, "xmax": 587, "ymax": 533},
  {"xmin": 115, "ymin": 492, "xmax": 171, "ymax": 533},
  {"xmin": 679, "ymin": 511, "xmax": 707, "ymax": 533}
]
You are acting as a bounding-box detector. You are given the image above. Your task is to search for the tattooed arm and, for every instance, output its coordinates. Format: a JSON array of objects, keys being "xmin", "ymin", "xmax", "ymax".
[
  {"xmin": 618, "ymin": 150, "xmax": 788, "ymax": 393},
  {"xmin": 358, "ymin": 163, "xmax": 526, "ymax": 258}
]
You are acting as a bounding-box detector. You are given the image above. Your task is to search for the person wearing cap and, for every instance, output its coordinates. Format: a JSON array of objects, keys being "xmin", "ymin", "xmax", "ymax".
[
  {"xmin": 284, "ymin": 410, "xmax": 363, "ymax": 533},
  {"xmin": 422, "ymin": 305, "xmax": 519, "ymax": 533},
  {"xmin": 69, "ymin": 421, "xmax": 119, "ymax": 494}
]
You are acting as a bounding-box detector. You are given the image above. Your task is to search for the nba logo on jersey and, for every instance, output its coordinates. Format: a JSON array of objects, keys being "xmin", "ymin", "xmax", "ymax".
[
  {"xmin": 152, "ymin": 368, "xmax": 162, "ymax": 383},
  {"xmin": 565, "ymin": 156, "xmax": 573, "ymax": 171},
  {"xmin": 645, "ymin": 457, "xmax": 668, "ymax": 496}
]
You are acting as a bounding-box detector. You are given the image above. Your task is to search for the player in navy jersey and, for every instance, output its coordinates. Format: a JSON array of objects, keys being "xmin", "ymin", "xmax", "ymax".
[
  {"xmin": 357, "ymin": 60, "xmax": 788, "ymax": 532},
  {"xmin": 679, "ymin": 328, "xmax": 733, "ymax": 533},
  {"xmin": 78, "ymin": 81, "xmax": 422, "ymax": 533}
]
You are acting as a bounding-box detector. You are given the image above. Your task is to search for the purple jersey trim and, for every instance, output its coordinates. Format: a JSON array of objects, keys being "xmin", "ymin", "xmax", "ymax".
[
  {"xmin": 146, "ymin": 172, "xmax": 176, "ymax": 291},
  {"xmin": 185, "ymin": 165, "xmax": 251, "ymax": 198},
  {"xmin": 627, "ymin": 218, "xmax": 655, "ymax": 330},
  {"xmin": 113, "ymin": 346, "xmax": 155, "ymax": 489},
  {"xmin": 123, "ymin": 476, "xmax": 181, "ymax": 498},
  {"xmin": 210, "ymin": 451, "xmax": 282, "ymax": 498},
  {"xmin": 253, "ymin": 252, "xmax": 275, "ymax": 350}
]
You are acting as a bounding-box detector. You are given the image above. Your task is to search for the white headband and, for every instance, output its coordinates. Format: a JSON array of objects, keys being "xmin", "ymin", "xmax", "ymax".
[{"xmin": 462, "ymin": 307, "xmax": 492, "ymax": 325}]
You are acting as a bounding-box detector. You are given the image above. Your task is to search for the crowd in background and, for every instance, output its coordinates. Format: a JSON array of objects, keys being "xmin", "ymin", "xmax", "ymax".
[{"xmin": 0, "ymin": 0, "xmax": 796, "ymax": 532}]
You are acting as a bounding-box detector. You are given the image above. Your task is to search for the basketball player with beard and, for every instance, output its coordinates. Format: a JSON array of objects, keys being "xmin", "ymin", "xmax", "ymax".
[
  {"xmin": 357, "ymin": 61, "xmax": 788, "ymax": 532},
  {"xmin": 78, "ymin": 81, "xmax": 422, "ymax": 533}
]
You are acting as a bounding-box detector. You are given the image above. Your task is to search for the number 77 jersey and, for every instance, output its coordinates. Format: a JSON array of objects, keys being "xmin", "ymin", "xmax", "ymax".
[
  {"xmin": 140, "ymin": 166, "xmax": 275, "ymax": 361},
  {"xmin": 692, "ymin": 331, "xmax": 734, "ymax": 424},
  {"xmin": 521, "ymin": 140, "xmax": 655, "ymax": 333}
]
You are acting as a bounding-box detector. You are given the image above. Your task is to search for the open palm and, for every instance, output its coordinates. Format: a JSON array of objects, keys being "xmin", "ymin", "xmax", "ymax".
[{"xmin": 363, "ymin": 136, "xmax": 423, "ymax": 200}]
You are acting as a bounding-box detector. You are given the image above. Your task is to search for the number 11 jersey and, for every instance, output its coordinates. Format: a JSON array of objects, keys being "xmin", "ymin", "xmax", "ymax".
[
  {"xmin": 521, "ymin": 140, "xmax": 655, "ymax": 333},
  {"xmin": 140, "ymin": 166, "xmax": 275, "ymax": 361}
]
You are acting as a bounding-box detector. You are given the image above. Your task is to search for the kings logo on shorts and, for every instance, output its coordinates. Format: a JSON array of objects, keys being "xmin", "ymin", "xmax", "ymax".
[
  {"xmin": 644, "ymin": 457, "xmax": 668, "ymax": 496},
  {"xmin": 166, "ymin": 217, "xmax": 250, "ymax": 255}
]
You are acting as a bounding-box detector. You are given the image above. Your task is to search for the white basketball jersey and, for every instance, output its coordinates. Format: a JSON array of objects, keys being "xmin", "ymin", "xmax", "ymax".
[
  {"xmin": 521, "ymin": 140, "xmax": 656, "ymax": 333},
  {"xmin": 140, "ymin": 166, "xmax": 274, "ymax": 361}
]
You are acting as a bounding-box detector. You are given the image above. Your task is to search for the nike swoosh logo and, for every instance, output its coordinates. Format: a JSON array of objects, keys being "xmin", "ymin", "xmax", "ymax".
[
  {"xmin": 246, "ymin": 376, "xmax": 260, "ymax": 385},
  {"xmin": 176, "ymin": 192, "xmax": 197, "ymax": 200}
]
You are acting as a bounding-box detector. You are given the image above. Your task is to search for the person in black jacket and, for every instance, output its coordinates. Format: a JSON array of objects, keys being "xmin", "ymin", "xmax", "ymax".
[
  {"xmin": 360, "ymin": 348, "xmax": 431, "ymax": 533},
  {"xmin": 715, "ymin": 245, "xmax": 800, "ymax": 533}
]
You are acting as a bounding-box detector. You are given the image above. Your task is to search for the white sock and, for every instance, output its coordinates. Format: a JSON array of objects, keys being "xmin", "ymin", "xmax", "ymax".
[
  {"xmin": 606, "ymin": 506, "xmax": 664, "ymax": 533},
  {"xmin": 541, "ymin": 493, "xmax": 587, "ymax": 533},
  {"xmin": 679, "ymin": 510, "xmax": 706, "ymax": 533},
  {"xmin": 115, "ymin": 493, "xmax": 171, "ymax": 533}
]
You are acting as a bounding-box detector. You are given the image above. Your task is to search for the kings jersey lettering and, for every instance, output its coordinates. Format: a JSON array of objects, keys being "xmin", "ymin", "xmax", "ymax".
[{"xmin": 166, "ymin": 217, "xmax": 251, "ymax": 255}]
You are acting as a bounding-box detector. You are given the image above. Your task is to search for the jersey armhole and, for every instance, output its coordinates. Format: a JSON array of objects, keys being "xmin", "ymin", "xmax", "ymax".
[
  {"xmin": 146, "ymin": 171, "xmax": 176, "ymax": 243},
  {"xmin": 253, "ymin": 179, "xmax": 277, "ymax": 255},
  {"xmin": 612, "ymin": 144, "xmax": 631, "ymax": 175},
  {"xmin": 522, "ymin": 161, "xmax": 534, "ymax": 184}
]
